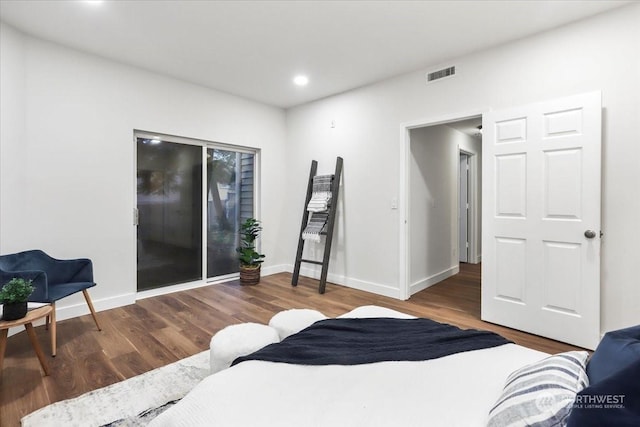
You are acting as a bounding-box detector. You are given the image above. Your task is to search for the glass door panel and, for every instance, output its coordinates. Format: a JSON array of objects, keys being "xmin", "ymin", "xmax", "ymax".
[
  {"xmin": 137, "ymin": 138, "xmax": 203, "ymax": 291},
  {"xmin": 207, "ymin": 149, "xmax": 254, "ymax": 278}
]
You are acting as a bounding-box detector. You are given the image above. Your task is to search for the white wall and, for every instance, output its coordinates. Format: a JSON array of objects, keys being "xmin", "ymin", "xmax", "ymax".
[
  {"xmin": 285, "ymin": 4, "xmax": 640, "ymax": 332},
  {"xmin": 0, "ymin": 24, "xmax": 27, "ymax": 248},
  {"xmin": 0, "ymin": 23, "xmax": 288, "ymax": 320},
  {"xmin": 408, "ymin": 125, "xmax": 481, "ymax": 294}
]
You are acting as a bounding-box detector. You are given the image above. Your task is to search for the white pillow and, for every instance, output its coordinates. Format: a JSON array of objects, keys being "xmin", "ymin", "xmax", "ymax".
[
  {"xmin": 338, "ymin": 305, "xmax": 416, "ymax": 319},
  {"xmin": 268, "ymin": 309, "xmax": 327, "ymax": 340},
  {"xmin": 487, "ymin": 350, "xmax": 589, "ymax": 427},
  {"xmin": 209, "ymin": 323, "xmax": 279, "ymax": 374}
]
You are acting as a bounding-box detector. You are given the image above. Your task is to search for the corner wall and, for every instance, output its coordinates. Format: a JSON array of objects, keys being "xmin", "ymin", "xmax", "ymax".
[
  {"xmin": 285, "ymin": 3, "xmax": 640, "ymax": 332},
  {"xmin": 0, "ymin": 22, "xmax": 288, "ymax": 320}
]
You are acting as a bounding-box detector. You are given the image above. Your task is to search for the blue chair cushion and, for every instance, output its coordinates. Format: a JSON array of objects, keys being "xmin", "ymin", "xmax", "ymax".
[
  {"xmin": 587, "ymin": 325, "xmax": 640, "ymax": 384},
  {"xmin": 567, "ymin": 359, "xmax": 640, "ymax": 427},
  {"xmin": 38, "ymin": 281, "xmax": 96, "ymax": 303}
]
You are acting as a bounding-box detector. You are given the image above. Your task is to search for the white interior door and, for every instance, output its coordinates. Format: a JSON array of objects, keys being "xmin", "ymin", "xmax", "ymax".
[
  {"xmin": 481, "ymin": 92, "xmax": 601, "ymax": 349},
  {"xmin": 459, "ymin": 154, "xmax": 469, "ymax": 263}
]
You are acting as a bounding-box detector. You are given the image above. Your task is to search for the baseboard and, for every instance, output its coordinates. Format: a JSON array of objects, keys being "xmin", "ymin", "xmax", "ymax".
[
  {"xmin": 409, "ymin": 265, "xmax": 460, "ymax": 296},
  {"xmin": 6, "ymin": 292, "xmax": 136, "ymax": 338},
  {"xmin": 285, "ymin": 264, "xmax": 402, "ymax": 299},
  {"xmin": 261, "ymin": 264, "xmax": 289, "ymax": 276},
  {"xmin": 59, "ymin": 292, "xmax": 136, "ymax": 321}
]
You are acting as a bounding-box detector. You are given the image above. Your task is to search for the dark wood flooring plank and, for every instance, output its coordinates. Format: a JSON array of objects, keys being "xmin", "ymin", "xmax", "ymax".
[{"xmin": 110, "ymin": 351, "xmax": 155, "ymax": 380}]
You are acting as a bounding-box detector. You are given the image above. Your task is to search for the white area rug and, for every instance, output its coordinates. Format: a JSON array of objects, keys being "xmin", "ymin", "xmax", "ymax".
[{"xmin": 22, "ymin": 351, "xmax": 210, "ymax": 427}]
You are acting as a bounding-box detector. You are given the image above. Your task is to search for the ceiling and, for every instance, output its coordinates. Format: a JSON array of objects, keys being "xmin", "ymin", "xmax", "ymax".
[
  {"xmin": 447, "ymin": 118, "xmax": 483, "ymax": 140},
  {"xmin": 0, "ymin": 1, "xmax": 630, "ymax": 109}
]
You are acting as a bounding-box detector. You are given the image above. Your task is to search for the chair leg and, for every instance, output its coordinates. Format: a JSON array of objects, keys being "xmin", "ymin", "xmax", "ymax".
[
  {"xmin": 82, "ymin": 289, "xmax": 102, "ymax": 331},
  {"xmin": 50, "ymin": 302, "xmax": 57, "ymax": 357},
  {"xmin": 45, "ymin": 315, "xmax": 49, "ymax": 331}
]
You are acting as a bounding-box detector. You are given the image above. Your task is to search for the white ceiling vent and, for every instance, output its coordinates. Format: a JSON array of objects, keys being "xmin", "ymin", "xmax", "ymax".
[{"xmin": 426, "ymin": 65, "xmax": 456, "ymax": 84}]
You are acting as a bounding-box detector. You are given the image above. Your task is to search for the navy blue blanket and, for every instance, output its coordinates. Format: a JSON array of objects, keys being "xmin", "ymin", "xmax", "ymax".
[{"xmin": 232, "ymin": 317, "xmax": 511, "ymax": 367}]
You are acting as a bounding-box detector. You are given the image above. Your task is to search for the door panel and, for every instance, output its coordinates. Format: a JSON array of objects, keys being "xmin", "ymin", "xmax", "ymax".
[
  {"xmin": 495, "ymin": 237, "xmax": 526, "ymax": 303},
  {"xmin": 206, "ymin": 149, "xmax": 255, "ymax": 278},
  {"xmin": 136, "ymin": 138, "xmax": 203, "ymax": 291},
  {"xmin": 544, "ymin": 149, "xmax": 582, "ymax": 219},
  {"xmin": 542, "ymin": 241, "xmax": 581, "ymax": 314},
  {"xmin": 482, "ymin": 92, "xmax": 601, "ymax": 349},
  {"xmin": 495, "ymin": 153, "xmax": 527, "ymax": 217}
]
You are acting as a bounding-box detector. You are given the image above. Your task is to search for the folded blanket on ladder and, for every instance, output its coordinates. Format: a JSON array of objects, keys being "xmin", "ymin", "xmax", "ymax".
[
  {"xmin": 307, "ymin": 174, "xmax": 333, "ymax": 212},
  {"xmin": 302, "ymin": 212, "xmax": 328, "ymax": 242}
]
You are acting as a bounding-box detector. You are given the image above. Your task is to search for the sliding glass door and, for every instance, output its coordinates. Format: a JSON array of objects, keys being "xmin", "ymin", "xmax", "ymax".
[
  {"xmin": 206, "ymin": 149, "xmax": 255, "ymax": 278},
  {"xmin": 136, "ymin": 134, "xmax": 255, "ymax": 291}
]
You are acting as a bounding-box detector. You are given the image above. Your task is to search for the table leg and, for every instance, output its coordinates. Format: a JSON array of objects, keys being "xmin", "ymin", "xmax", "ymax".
[
  {"xmin": 0, "ymin": 328, "xmax": 8, "ymax": 376},
  {"xmin": 24, "ymin": 323, "xmax": 50, "ymax": 376}
]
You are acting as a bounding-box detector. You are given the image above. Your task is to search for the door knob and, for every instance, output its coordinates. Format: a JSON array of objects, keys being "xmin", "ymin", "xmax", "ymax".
[{"xmin": 584, "ymin": 230, "xmax": 597, "ymax": 239}]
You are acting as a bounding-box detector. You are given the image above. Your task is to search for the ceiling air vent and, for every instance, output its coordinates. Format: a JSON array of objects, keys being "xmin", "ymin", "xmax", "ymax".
[{"xmin": 426, "ymin": 66, "xmax": 456, "ymax": 84}]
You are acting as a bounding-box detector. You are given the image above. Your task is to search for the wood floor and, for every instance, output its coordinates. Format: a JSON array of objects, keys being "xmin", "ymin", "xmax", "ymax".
[{"xmin": 0, "ymin": 263, "xmax": 582, "ymax": 426}]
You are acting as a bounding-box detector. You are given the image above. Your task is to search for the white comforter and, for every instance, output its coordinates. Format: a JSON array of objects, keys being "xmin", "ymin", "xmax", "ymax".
[{"xmin": 151, "ymin": 307, "xmax": 548, "ymax": 427}]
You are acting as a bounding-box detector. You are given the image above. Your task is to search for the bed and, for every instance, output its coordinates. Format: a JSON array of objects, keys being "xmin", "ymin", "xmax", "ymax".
[{"xmin": 149, "ymin": 306, "xmax": 640, "ymax": 427}]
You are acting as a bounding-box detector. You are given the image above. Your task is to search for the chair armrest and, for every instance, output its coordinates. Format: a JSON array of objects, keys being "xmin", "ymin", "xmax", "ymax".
[
  {"xmin": 48, "ymin": 256, "xmax": 94, "ymax": 283},
  {"xmin": 0, "ymin": 269, "xmax": 49, "ymax": 302}
]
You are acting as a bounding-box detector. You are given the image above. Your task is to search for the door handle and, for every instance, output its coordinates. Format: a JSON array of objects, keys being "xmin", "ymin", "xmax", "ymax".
[{"xmin": 584, "ymin": 230, "xmax": 597, "ymax": 239}]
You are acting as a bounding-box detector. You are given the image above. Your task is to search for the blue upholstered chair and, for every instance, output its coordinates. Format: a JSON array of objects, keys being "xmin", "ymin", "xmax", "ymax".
[{"xmin": 0, "ymin": 249, "xmax": 101, "ymax": 356}]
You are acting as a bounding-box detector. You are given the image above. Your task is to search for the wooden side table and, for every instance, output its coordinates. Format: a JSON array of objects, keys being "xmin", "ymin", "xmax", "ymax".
[{"xmin": 0, "ymin": 305, "xmax": 53, "ymax": 376}]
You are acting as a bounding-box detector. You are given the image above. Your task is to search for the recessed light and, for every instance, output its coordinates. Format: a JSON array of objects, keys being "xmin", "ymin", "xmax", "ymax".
[
  {"xmin": 84, "ymin": 0, "xmax": 104, "ymax": 5},
  {"xmin": 293, "ymin": 75, "xmax": 309, "ymax": 86}
]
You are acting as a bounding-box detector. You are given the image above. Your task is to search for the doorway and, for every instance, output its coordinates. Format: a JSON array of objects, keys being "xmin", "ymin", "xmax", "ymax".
[
  {"xmin": 401, "ymin": 114, "xmax": 482, "ymax": 299},
  {"xmin": 135, "ymin": 132, "xmax": 257, "ymax": 292},
  {"xmin": 459, "ymin": 152, "xmax": 470, "ymax": 263}
]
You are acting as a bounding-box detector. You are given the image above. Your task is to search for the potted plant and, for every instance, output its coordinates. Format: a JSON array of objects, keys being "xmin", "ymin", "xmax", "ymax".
[
  {"xmin": 0, "ymin": 278, "xmax": 34, "ymax": 321},
  {"xmin": 237, "ymin": 218, "xmax": 265, "ymax": 285}
]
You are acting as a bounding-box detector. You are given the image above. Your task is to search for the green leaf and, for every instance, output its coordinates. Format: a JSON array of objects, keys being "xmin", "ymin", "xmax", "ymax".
[
  {"xmin": 237, "ymin": 218, "xmax": 265, "ymax": 266},
  {"xmin": 0, "ymin": 278, "xmax": 34, "ymax": 304}
]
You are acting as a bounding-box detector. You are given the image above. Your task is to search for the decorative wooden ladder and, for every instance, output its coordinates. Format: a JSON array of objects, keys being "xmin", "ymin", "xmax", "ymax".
[{"xmin": 291, "ymin": 157, "xmax": 343, "ymax": 294}]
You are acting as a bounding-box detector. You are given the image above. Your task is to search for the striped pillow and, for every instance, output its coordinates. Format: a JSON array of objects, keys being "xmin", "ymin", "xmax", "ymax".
[{"xmin": 487, "ymin": 351, "xmax": 589, "ymax": 427}]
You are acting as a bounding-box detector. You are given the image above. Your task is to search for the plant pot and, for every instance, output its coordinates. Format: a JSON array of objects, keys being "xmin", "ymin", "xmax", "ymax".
[
  {"xmin": 2, "ymin": 301, "xmax": 28, "ymax": 321},
  {"xmin": 239, "ymin": 265, "xmax": 261, "ymax": 286}
]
